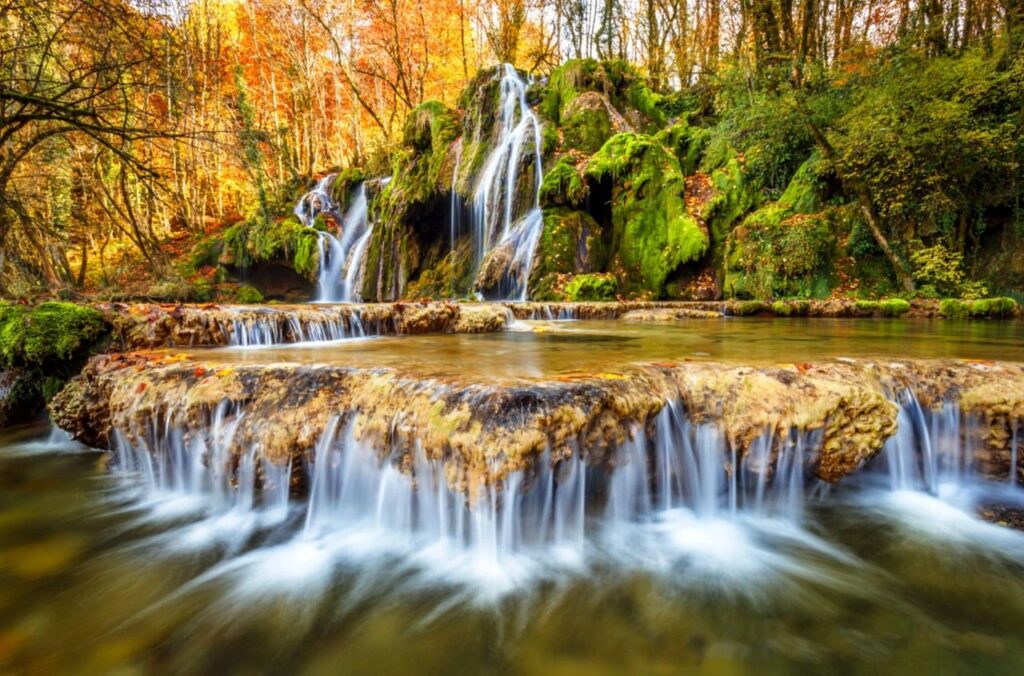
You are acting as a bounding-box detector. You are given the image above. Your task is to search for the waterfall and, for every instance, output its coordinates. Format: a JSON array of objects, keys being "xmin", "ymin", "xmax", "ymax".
[
  {"xmin": 218, "ymin": 306, "xmax": 366, "ymax": 347},
  {"xmin": 294, "ymin": 176, "xmax": 373, "ymax": 303},
  {"xmin": 106, "ymin": 396, "xmax": 852, "ymax": 598},
  {"xmin": 858, "ymin": 391, "xmax": 1024, "ymax": 551},
  {"xmin": 471, "ymin": 64, "xmax": 545, "ymax": 301}
]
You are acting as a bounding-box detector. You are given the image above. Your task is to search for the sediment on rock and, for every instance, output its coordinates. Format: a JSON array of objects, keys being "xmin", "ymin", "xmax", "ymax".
[
  {"xmin": 97, "ymin": 301, "xmax": 511, "ymax": 349},
  {"xmin": 49, "ymin": 355, "xmax": 1024, "ymax": 494}
]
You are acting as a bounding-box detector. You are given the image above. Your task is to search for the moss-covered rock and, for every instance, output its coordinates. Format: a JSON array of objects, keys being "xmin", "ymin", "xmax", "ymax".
[
  {"xmin": 0, "ymin": 302, "xmax": 110, "ymax": 424},
  {"xmin": 939, "ymin": 297, "xmax": 1019, "ymax": 318},
  {"xmin": 585, "ymin": 133, "xmax": 709, "ymax": 296},
  {"xmin": 540, "ymin": 59, "xmax": 664, "ymax": 132},
  {"xmin": 561, "ymin": 92, "xmax": 617, "ymax": 154},
  {"xmin": 539, "ymin": 156, "xmax": 589, "ymax": 207},
  {"xmin": 527, "ymin": 208, "xmax": 606, "ymax": 300},
  {"xmin": 220, "ymin": 215, "xmax": 322, "ymax": 283},
  {"xmin": 722, "ymin": 155, "xmax": 835, "ymax": 299},
  {"xmin": 564, "ymin": 273, "xmax": 618, "ymax": 301}
]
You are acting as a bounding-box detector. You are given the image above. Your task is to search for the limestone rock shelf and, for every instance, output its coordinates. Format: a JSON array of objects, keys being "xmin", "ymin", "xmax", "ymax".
[{"xmin": 51, "ymin": 354, "xmax": 1024, "ymax": 493}]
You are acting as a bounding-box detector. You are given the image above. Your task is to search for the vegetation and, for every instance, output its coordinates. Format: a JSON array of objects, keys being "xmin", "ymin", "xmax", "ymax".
[
  {"xmin": 2, "ymin": 0, "xmax": 1022, "ymax": 305},
  {"xmin": 0, "ymin": 302, "xmax": 109, "ymax": 422}
]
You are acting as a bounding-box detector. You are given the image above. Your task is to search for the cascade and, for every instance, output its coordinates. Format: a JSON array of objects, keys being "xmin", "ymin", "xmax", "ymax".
[
  {"xmin": 106, "ymin": 396, "xmax": 854, "ymax": 596},
  {"xmin": 470, "ymin": 64, "xmax": 545, "ymax": 301},
  {"xmin": 294, "ymin": 176, "xmax": 375, "ymax": 303}
]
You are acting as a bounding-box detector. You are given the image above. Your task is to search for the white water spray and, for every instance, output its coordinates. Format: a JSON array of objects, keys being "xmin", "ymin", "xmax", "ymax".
[
  {"xmin": 294, "ymin": 176, "xmax": 374, "ymax": 303},
  {"xmin": 471, "ymin": 64, "xmax": 545, "ymax": 301}
]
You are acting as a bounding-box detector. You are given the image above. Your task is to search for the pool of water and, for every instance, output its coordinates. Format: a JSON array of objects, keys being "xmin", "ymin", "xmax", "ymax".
[
  {"xmin": 192, "ymin": 318, "xmax": 1024, "ymax": 379},
  {"xmin": 2, "ymin": 423, "xmax": 1024, "ymax": 674}
]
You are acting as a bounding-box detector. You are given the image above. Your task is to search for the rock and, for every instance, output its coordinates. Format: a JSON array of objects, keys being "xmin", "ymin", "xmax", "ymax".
[
  {"xmin": 0, "ymin": 369, "xmax": 38, "ymax": 427},
  {"xmin": 50, "ymin": 354, "xmax": 1024, "ymax": 495}
]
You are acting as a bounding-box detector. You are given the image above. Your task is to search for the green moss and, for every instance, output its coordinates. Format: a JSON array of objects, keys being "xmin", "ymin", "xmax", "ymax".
[
  {"xmin": 539, "ymin": 156, "xmax": 589, "ymax": 207},
  {"xmin": 541, "ymin": 59, "xmax": 664, "ymax": 131},
  {"xmin": 771, "ymin": 300, "xmax": 810, "ymax": 316},
  {"xmin": 528, "ymin": 209, "xmax": 606, "ymax": 299},
  {"xmin": 563, "ymin": 106, "xmax": 612, "ymax": 154},
  {"xmin": 879, "ymin": 298, "xmax": 911, "ymax": 316},
  {"xmin": 404, "ymin": 240, "xmax": 474, "ymax": 299},
  {"xmin": 703, "ymin": 157, "xmax": 760, "ymax": 249},
  {"xmin": 585, "ymin": 133, "xmax": 709, "ymax": 296},
  {"xmin": 727, "ymin": 300, "xmax": 765, "ymax": 316},
  {"xmin": 564, "ymin": 273, "xmax": 617, "ymax": 301},
  {"xmin": 854, "ymin": 300, "xmax": 879, "ymax": 316},
  {"xmin": 331, "ymin": 168, "xmax": 366, "ymax": 209},
  {"xmin": 236, "ymin": 285, "xmax": 264, "ymax": 304},
  {"xmin": 721, "ymin": 155, "xmax": 836, "ymax": 300},
  {"xmin": 940, "ymin": 297, "xmax": 1018, "ymax": 318},
  {"xmin": 0, "ymin": 302, "xmax": 110, "ymax": 417},
  {"xmin": 0, "ymin": 302, "xmax": 108, "ymax": 369}
]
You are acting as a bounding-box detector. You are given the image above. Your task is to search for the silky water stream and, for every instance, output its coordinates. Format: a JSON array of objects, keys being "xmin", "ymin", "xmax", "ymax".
[{"xmin": 2, "ymin": 319, "xmax": 1023, "ymax": 674}]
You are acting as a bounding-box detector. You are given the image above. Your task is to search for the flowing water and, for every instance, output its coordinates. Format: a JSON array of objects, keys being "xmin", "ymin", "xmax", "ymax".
[
  {"xmin": 294, "ymin": 176, "xmax": 374, "ymax": 303},
  {"xmin": 471, "ymin": 65, "xmax": 545, "ymax": 300},
  {"xmin": 2, "ymin": 320, "xmax": 1024, "ymax": 673}
]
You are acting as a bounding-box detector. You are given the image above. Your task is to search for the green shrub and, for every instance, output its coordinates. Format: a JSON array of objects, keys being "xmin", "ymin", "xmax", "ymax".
[{"xmin": 564, "ymin": 273, "xmax": 618, "ymax": 301}]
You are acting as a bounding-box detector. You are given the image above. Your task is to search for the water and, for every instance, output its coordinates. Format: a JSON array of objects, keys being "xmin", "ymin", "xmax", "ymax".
[
  {"xmin": 195, "ymin": 316, "xmax": 1024, "ymax": 379},
  {"xmin": 471, "ymin": 65, "xmax": 545, "ymax": 300},
  {"xmin": 294, "ymin": 176, "xmax": 373, "ymax": 303},
  {"xmin": 3, "ymin": 394, "xmax": 1024, "ymax": 672},
  {"xmin": 217, "ymin": 306, "xmax": 368, "ymax": 347},
  {"xmin": 4, "ymin": 318, "xmax": 1024, "ymax": 672}
]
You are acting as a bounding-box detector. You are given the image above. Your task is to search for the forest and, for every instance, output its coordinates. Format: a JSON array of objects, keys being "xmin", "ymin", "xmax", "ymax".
[{"xmin": 2, "ymin": 0, "xmax": 1023, "ymax": 303}]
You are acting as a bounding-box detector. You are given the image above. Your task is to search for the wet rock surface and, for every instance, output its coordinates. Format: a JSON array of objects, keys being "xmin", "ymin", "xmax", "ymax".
[{"xmin": 50, "ymin": 353, "xmax": 1024, "ymax": 495}]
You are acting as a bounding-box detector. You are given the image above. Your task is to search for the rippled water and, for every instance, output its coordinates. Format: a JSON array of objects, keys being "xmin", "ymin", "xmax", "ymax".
[{"xmin": 1, "ymin": 421, "xmax": 1023, "ymax": 674}]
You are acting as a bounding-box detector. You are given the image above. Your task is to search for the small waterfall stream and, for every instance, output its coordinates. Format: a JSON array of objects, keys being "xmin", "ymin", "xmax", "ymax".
[
  {"xmin": 470, "ymin": 64, "xmax": 545, "ymax": 301},
  {"xmin": 294, "ymin": 176, "xmax": 374, "ymax": 303}
]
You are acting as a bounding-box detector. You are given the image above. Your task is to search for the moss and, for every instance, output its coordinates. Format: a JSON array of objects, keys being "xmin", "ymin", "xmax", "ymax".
[
  {"xmin": 540, "ymin": 59, "xmax": 664, "ymax": 131},
  {"xmin": 703, "ymin": 157, "xmax": 760, "ymax": 249},
  {"xmin": 585, "ymin": 133, "xmax": 709, "ymax": 296},
  {"xmin": 722, "ymin": 155, "xmax": 836, "ymax": 300},
  {"xmin": 564, "ymin": 273, "xmax": 617, "ymax": 301},
  {"xmin": 539, "ymin": 156, "xmax": 589, "ymax": 207},
  {"xmin": 879, "ymin": 298, "xmax": 911, "ymax": 316},
  {"xmin": 0, "ymin": 302, "xmax": 108, "ymax": 369},
  {"xmin": 404, "ymin": 240, "xmax": 474, "ymax": 299},
  {"xmin": 0, "ymin": 302, "xmax": 109, "ymax": 419},
  {"xmin": 562, "ymin": 94, "xmax": 614, "ymax": 154},
  {"xmin": 220, "ymin": 215, "xmax": 321, "ymax": 283},
  {"xmin": 726, "ymin": 300, "xmax": 765, "ymax": 316},
  {"xmin": 528, "ymin": 209, "xmax": 606, "ymax": 299},
  {"xmin": 940, "ymin": 297, "xmax": 1019, "ymax": 318},
  {"xmin": 771, "ymin": 300, "xmax": 810, "ymax": 316},
  {"xmin": 236, "ymin": 285, "xmax": 264, "ymax": 304},
  {"xmin": 854, "ymin": 300, "xmax": 879, "ymax": 316},
  {"xmin": 331, "ymin": 168, "xmax": 366, "ymax": 209}
]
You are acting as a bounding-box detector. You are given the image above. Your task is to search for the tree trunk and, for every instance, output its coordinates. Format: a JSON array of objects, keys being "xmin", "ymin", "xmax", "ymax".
[{"xmin": 796, "ymin": 99, "xmax": 916, "ymax": 293}]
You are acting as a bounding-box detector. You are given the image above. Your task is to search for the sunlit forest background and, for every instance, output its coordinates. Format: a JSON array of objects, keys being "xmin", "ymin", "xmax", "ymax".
[{"xmin": 2, "ymin": 0, "xmax": 1022, "ymax": 299}]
